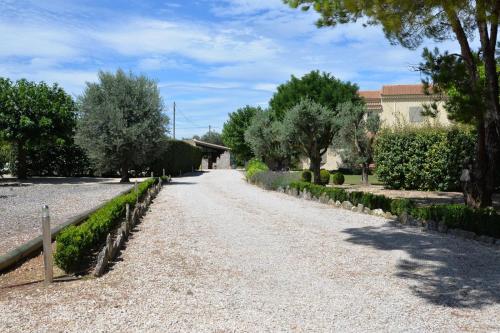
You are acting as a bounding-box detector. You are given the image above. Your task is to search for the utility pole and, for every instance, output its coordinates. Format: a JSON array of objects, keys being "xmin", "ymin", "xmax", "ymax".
[
  {"xmin": 173, "ymin": 101, "xmax": 176, "ymax": 140},
  {"xmin": 208, "ymin": 124, "xmax": 211, "ymax": 135}
]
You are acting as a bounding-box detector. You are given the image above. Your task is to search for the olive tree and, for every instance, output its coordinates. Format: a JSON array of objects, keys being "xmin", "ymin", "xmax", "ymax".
[
  {"xmin": 76, "ymin": 69, "xmax": 168, "ymax": 182},
  {"xmin": 222, "ymin": 106, "xmax": 260, "ymax": 165},
  {"xmin": 282, "ymin": 98, "xmax": 338, "ymax": 184}
]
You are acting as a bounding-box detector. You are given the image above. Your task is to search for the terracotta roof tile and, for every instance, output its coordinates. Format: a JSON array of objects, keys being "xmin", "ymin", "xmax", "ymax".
[
  {"xmin": 381, "ymin": 84, "xmax": 424, "ymax": 96},
  {"xmin": 358, "ymin": 90, "xmax": 381, "ymax": 99}
]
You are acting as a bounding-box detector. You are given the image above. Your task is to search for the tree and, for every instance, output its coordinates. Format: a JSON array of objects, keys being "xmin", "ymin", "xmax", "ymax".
[
  {"xmin": 269, "ymin": 70, "xmax": 360, "ymax": 120},
  {"xmin": 200, "ymin": 131, "xmax": 224, "ymax": 146},
  {"xmin": 0, "ymin": 78, "xmax": 76, "ymax": 179},
  {"xmin": 285, "ymin": 1, "xmax": 500, "ymax": 208},
  {"xmin": 244, "ymin": 109, "xmax": 293, "ymax": 170},
  {"xmin": 222, "ymin": 106, "xmax": 260, "ymax": 165},
  {"xmin": 76, "ymin": 69, "xmax": 168, "ymax": 182},
  {"xmin": 282, "ymin": 98, "xmax": 338, "ymax": 184},
  {"xmin": 335, "ymin": 101, "xmax": 380, "ymax": 185}
]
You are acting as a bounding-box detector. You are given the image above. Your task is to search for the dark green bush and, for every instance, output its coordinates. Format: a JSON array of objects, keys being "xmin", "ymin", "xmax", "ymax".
[
  {"xmin": 319, "ymin": 169, "xmax": 330, "ymax": 185},
  {"xmin": 149, "ymin": 139, "xmax": 202, "ymax": 176},
  {"xmin": 389, "ymin": 198, "xmax": 415, "ymax": 216},
  {"xmin": 331, "ymin": 172, "xmax": 345, "ymax": 185},
  {"xmin": 54, "ymin": 178, "xmax": 157, "ymax": 273},
  {"xmin": 374, "ymin": 125, "xmax": 475, "ymax": 191},
  {"xmin": 245, "ymin": 158, "xmax": 269, "ymax": 180},
  {"xmin": 301, "ymin": 170, "xmax": 312, "ymax": 182},
  {"xmin": 250, "ymin": 171, "xmax": 301, "ymax": 190}
]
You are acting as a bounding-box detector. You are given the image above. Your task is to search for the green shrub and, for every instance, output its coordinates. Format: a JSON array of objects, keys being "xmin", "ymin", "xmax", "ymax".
[
  {"xmin": 301, "ymin": 170, "xmax": 312, "ymax": 182},
  {"xmin": 149, "ymin": 139, "xmax": 202, "ymax": 176},
  {"xmin": 245, "ymin": 158, "xmax": 269, "ymax": 180},
  {"xmin": 319, "ymin": 169, "xmax": 330, "ymax": 185},
  {"xmin": 250, "ymin": 171, "xmax": 301, "ymax": 190},
  {"xmin": 374, "ymin": 125, "xmax": 475, "ymax": 191},
  {"xmin": 389, "ymin": 198, "xmax": 415, "ymax": 216},
  {"xmin": 331, "ymin": 172, "xmax": 345, "ymax": 185},
  {"xmin": 54, "ymin": 178, "xmax": 157, "ymax": 273}
]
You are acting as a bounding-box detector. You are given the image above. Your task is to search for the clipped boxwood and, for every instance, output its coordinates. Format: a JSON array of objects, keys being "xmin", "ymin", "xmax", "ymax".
[
  {"xmin": 331, "ymin": 172, "xmax": 345, "ymax": 185},
  {"xmin": 149, "ymin": 139, "xmax": 202, "ymax": 176},
  {"xmin": 319, "ymin": 169, "xmax": 330, "ymax": 185},
  {"xmin": 54, "ymin": 178, "xmax": 157, "ymax": 273},
  {"xmin": 301, "ymin": 170, "xmax": 312, "ymax": 183}
]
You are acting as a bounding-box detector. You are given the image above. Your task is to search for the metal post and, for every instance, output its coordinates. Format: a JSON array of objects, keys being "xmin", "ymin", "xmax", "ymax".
[
  {"xmin": 126, "ymin": 203, "xmax": 130, "ymax": 225},
  {"xmin": 151, "ymin": 171, "xmax": 153, "ymax": 178},
  {"xmin": 41, "ymin": 205, "xmax": 53, "ymax": 284},
  {"xmin": 173, "ymin": 101, "xmax": 176, "ymax": 140},
  {"xmin": 163, "ymin": 168, "xmax": 165, "ymax": 177}
]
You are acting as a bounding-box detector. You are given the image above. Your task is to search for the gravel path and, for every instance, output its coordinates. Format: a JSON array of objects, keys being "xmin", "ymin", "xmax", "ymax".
[
  {"xmin": 0, "ymin": 178, "xmax": 144, "ymax": 256},
  {"xmin": 1, "ymin": 170, "xmax": 500, "ymax": 332}
]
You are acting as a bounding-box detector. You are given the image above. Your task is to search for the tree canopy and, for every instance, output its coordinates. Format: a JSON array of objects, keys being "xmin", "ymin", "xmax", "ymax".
[
  {"xmin": 282, "ymin": 98, "xmax": 338, "ymax": 183},
  {"xmin": 76, "ymin": 69, "xmax": 168, "ymax": 182},
  {"xmin": 269, "ymin": 70, "xmax": 360, "ymax": 120},
  {"xmin": 222, "ymin": 105, "xmax": 260, "ymax": 165},
  {"xmin": 0, "ymin": 78, "xmax": 76, "ymax": 179},
  {"xmin": 200, "ymin": 131, "xmax": 224, "ymax": 146}
]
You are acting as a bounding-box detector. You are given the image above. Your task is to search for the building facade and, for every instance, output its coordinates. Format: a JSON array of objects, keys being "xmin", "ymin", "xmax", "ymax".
[{"xmin": 301, "ymin": 84, "xmax": 450, "ymax": 170}]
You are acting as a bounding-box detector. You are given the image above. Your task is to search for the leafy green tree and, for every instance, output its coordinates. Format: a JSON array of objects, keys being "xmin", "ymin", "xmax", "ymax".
[
  {"xmin": 282, "ymin": 98, "xmax": 338, "ymax": 184},
  {"xmin": 200, "ymin": 131, "xmax": 224, "ymax": 146},
  {"xmin": 244, "ymin": 109, "xmax": 293, "ymax": 170},
  {"xmin": 0, "ymin": 78, "xmax": 76, "ymax": 179},
  {"xmin": 76, "ymin": 69, "xmax": 168, "ymax": 182},
  {"xmin": 222, "ymin": 106, "xmax": 260, "ymax": 165},
  {"xmin": 269, "ymin": 70, "xmax": 360, "ymax": 120},
  {"xmin": 335, "ymin": 101, "xmax": 380, "ymax": 185},
  {"xmin": 284, "ymin": 1, "xmax": 500, "ymax": 208}
]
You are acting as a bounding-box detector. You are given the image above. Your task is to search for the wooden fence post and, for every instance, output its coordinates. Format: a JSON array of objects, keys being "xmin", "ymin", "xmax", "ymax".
[{"xmin": 41, "ymin": 205, "xmax": 53, "ymax": 284}]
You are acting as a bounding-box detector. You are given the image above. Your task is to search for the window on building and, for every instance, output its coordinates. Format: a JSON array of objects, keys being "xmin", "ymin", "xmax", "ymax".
[{"xmin": 409, "ymin": 106, "xmax": 424, "ymax": 123}]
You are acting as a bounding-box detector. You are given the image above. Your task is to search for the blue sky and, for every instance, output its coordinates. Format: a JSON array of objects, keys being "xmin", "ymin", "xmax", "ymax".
[{"xmin": 0, "ymin": 0, "xmax": 460, "ymax": 138}]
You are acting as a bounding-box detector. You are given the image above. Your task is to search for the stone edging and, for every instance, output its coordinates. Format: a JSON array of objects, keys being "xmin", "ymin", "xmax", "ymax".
[
  {"xmin": 277, "ymin": 185, "xmax": 500, "ymax": 249},
  {"xmin": 94, "ymin": 177, "xmax": 169, "ymax": 277}
]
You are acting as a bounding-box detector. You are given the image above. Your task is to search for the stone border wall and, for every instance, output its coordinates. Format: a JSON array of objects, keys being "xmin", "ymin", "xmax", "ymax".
[
  {"xmin": 94, "ymin": 177, "xmax": 169, "ymax": 277},
  {"xmin": 278, "ymin": 185, "xmax": 500, "ymax": 249}
]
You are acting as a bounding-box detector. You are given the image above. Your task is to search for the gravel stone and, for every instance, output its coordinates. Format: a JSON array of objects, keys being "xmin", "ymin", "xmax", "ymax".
[{"xmin": 1, "ymin": 170, "xmax": 500, "ymax": 332}]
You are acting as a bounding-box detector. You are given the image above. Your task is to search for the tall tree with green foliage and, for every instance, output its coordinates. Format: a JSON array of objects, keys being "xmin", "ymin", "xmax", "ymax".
[
  {"xmin": 76, "ymin": 70, "xmax": 168, "ymax": 182},
  {"xmin": 335, "ymin": 101, "xmax": 380, "ymax": 185},
  {"xmin": 0, "ymin": 78, "xmax": 76, "ymax": 179},
  {"xmin": 282, "ymin": 98, "xmax": 338, "ymax": 184},
  {"xmin": 200, "ymin": 130, "xmax": 224, "ymax": 146},
  {"xmin": 244, "ymin": 109, "xmax": 293, "ymax": 170},
  {"xmin": 284, "ymin": 1, "xmax": 500, "ymax": 208},
  {"xmin": 269, "ymin": 70, "xmax": 360, "ymax": 120},
  {"xmin": 222, "ymin": 106, "xmax": 259, "ymax": 165}
]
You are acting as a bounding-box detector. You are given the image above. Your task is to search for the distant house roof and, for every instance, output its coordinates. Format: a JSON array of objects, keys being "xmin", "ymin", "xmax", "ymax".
[
  {"xmin": 381, "ymin": 84, "xmax": 425, "ymax": 96},
  {"xmin": 187, "ymin": 139, "xmax": 231, "ymax": 151},
  {"xmin": 358, "ymin": 90, "xmax": 381, "ymax": 100},
  {"xmin": 358, "ymin": 90, "xmax": 383, "ymax": 111}
]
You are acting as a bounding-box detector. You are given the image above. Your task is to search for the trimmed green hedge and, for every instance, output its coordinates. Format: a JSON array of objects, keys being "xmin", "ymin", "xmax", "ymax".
[
  {"xmin": 301, "ymin": 170, "xmax": 312, "ymax": 182},
  {"xmin": 54, "ymin": 178, "xmax": 158, "ymax": 273},
  {"xmin": 374, "ymin": 126, "xmax": 475, "ymax": 191},
  {"xmin": 245, "ymin": 159, "xmax": 269, "ymax": 180},
  {"xmin": 149, "ymin": 140, "xmax": 202, "ymax": 176},
  {"xmin": 319, "ymin": 169, "xmax": 330, "ymax": 185},
  {"xmin": 331, "ymin": 172, "xmax": 345, "ymax": 185},
  {"xmin": 288, "ymin": 181, "xmax": 500, "ymax": 239}
]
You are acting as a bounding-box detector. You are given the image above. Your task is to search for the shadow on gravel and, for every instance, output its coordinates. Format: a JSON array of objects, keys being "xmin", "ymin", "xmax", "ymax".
[{"xmin": 343, "ymin": 224, "xmax": 500, "ymax": 309}]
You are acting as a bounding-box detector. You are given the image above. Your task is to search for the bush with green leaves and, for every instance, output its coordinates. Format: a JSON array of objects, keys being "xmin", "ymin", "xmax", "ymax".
[
  {"xmin": 245, "ymin": 159, "xmax": 269, "ymax": 180},
  {"xmin": 249, "ymin": 171, "xmax": 301, "ymax": 190},
  {"xmin": 301, "ymin": 170, "xmax": 312, "ymax": 182},
  {"xmin": 319, "ymin": 169, "xmax": 330, "ymax": 185},
  {"xmin": 374, "ymin": 125, "xmax": 475, "ymax": 191},
  {"xmin": 54, "ymin": 178, "xmax": 157, "ymax": 273},
  {"xmin": 331, "ymin": 173, "xmax": 345, "ymax": 185},
  {"xmin": 148, "ymin": 139, "xmax": 202, "ymax": 176}
]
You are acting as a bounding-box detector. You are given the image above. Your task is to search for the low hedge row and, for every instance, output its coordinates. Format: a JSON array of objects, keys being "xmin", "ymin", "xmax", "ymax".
[
  {"xmin": 54, "ymin": 178, "xmax": 158, "ymax": 273},
  {"xmin": 288, "ymin": 181, "xmax": 500, "ymax": 239},
  {"xmin": 245, "ymin": 159, "xmax": 269, "ymax": 180},
  {"xmin": 289, "ymin": 181, "xmax": 413, "ymax": 215},
  {"xmin": 149, "ymin": 139, "xmax": 202, "ymax": 176},
  {"xmin": 249, "ymin": 171, "xmax": 301, "ymax": 190}
]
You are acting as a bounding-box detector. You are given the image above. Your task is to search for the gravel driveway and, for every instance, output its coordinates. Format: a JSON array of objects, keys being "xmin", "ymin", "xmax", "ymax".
[
  {"xmin": 0, "ymin": 178, "xmax": 141, "ymax": 256},
  {"xmin": 1, "ymin": 170, "xmax": 500, "ymax": 332}
]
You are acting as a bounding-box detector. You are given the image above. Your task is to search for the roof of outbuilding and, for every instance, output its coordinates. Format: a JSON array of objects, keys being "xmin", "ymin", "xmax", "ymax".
[{"xmin": 381, "ymin": 84, "xmax": 425, "ymax": 96}]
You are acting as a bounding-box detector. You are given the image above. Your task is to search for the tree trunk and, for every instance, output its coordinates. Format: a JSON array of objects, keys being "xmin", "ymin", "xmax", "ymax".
[
  {"xmin": 16, "ymin": 140, "xmax": 27, "ymax": 180},
  {"xmin": 361, "ymin": 163, "xmax": 369, "ymax": 185},
  {"xmin": 120, "ymin": 161, "xmax": 130, "ymax": 183},
  {"xmin": 310, "ymin": 154, "xmax": 321, "ymax": 185}
]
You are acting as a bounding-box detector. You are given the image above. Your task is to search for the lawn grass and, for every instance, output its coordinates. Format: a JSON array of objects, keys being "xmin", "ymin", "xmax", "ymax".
[{"xmin": 339, "ymin": 174, "xmax": 382, "ymax": 186}]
